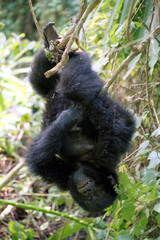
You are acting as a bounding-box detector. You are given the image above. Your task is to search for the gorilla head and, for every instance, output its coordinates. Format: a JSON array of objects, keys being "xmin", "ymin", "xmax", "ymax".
[{"xmin": 68, "ymin": 166, "xmax": 117, "ymax": 212}]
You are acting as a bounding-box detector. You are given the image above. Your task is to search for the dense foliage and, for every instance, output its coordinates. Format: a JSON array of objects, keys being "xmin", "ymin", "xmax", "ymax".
[{"xmin": 0, "ymin": 0, "xmax": 160, "ymax": 239}]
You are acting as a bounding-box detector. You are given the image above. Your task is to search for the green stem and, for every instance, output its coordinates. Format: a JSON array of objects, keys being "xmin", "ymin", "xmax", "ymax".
[{"xmin": 0, "ymin": 199, "xmax": 104, "ymax": 230}]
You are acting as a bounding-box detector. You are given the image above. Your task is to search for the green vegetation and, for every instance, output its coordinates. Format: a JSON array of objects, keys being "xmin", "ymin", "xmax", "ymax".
[{"xmin": 0, "ymin": 0, "xmax": 160, "ymax": 239}]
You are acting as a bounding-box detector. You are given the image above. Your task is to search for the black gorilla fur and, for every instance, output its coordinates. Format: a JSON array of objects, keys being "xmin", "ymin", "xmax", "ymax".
[{"xmin": 26, "ymin": 48, "xmax": 135, "ymax": 212}]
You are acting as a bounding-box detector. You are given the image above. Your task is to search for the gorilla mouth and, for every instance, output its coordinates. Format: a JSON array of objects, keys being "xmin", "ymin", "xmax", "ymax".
[{"xmin": 78, "ymin": 180, "xmax": 91, "ymax": 190}]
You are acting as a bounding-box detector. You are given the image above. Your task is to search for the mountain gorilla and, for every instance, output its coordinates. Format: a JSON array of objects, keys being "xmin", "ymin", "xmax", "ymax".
[{"xmin": 26, "ymin": 23, "xmax": 135, "ymax": 212}]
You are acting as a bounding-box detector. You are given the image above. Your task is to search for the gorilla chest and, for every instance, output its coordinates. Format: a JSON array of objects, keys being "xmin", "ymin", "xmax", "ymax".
[{"xmin": 61, "ymin": 131, "xmax": 96, "ymax": 165}]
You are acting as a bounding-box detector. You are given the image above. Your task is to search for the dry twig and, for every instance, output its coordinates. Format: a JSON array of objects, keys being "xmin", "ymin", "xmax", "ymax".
[
  {"xmin": 28, "ymin": 0, "xmax": 44, "ymax": 41},
  {"xmin": 0, "ymin": 160, "xmax": 25, "ymax": 190},
  {"xmin": 126, "ymin": 0, "xmax": 136, "ymax": 50}
]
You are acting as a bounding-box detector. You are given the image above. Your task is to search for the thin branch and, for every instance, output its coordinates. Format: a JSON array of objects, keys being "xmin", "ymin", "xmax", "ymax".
[
  {"xmin": 121, "ymin": 145, "xmax": 160, "ymax": 167},
  {"xmin": 45, "ymin": 0, "xmax": 101, "ymax": 78},
  {"xmin": 131, "ymin": 0, "xmax": 145, "ymax": 22},
  {"xmin": 145, "ymin": 40, "xmax": 157, "ymax": 129},
  {"xmin": 58, "ymin": 200, "xmax": 74, "ymax": 240},
  {"xmin": 105, "ymin": 208, "xmax": 121, "ymax": 240},
  {"xmin": 151, "ymin": 99, "xmax": 160, "ymax": 126},
  {"xmin": 0, "ymin": 160, "xmax": 25, "ymax": 190},
  {"xmin": 55, "ymin": 0, "xmax": 87, "ymax": 50},
  {"xmin": 129, "ymin": 145, "xmax": 160, "ymax": 169},
  {"xmin": 100, "ymin": 26, "xmax": 160, "ymax": 95},
  {"xmin": 28, "ymin": 0, "xmax": 44, "ymax": 41},
  {"xmin": 126, "ymin": 0, "xmax": 136, "ymax": 48},
  {"xmin": 100, "ymin": 50, "xmax": 141, "ymax": 95},
  {"xmin": 78, "ymin": 0, "xmax": 87, "ymax": 21},
  {"xmin": 138, "ymin": 17, "xmax": 160, "ymax": 44}
]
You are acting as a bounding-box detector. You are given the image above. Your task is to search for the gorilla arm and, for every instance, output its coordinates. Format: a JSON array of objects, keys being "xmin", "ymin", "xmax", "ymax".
[{"xmin": 26, "ymin": 109, "xmax": 81, "ymax": 190}]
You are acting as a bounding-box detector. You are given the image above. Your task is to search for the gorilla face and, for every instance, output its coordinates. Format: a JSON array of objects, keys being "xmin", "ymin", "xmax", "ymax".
[{"xmin": 68, "ymin": 166, "xmax": 118, "ymax": 212}]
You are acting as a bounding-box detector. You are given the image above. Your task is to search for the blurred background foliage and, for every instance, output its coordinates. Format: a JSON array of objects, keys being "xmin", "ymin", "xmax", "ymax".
[
  {"xmin": 0, "ymin": 0, "xmax": 79, "ymax": 39},
  {"xmin": 0, "ymin": 0, "xmax": 160, "ymax": 239}
]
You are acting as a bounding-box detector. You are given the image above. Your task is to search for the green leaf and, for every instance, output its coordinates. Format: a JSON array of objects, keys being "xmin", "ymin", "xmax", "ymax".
[
  {"xmin": 133, "ymin": 216, "xmax": 148, "ymax": 237},
  {"xmin": 8, "ymin": 221, "xmax": 24, "ymax": 234},
  {"xmin": 157, "ymin": 214, "xmax": 160, "ymax": 225},
  {"xmin": 26, "ymin": 229, "xmax": 35, "ymax": 240},
  {"xmin": 119, "ymin": 0, "xmax": 132, "ymax": 24},
  {"xmin": 124, "ymin": 53, "xmax": 141, "ymax": 80},
  {"xmin": 0, "ymin": 94, "xmax": 5, "ymax": 112},
  {"xmin": 119, "ymin": 172, "xmax": 131, "ymax": 189},
  {"xmin": 151, "ymin": 126, "xmax": 160, "ymax": 137},
  {"xmin": 142, "ymin": 168, "xmax": 157, "ymax": 183},
  {"xmin": 0, "ymin": 32, "xmax": 6, "ymax": 48},
  {"xmin": 121, "ymin": 201, "xmax": 135, "ymax": 221},
  {"xmin": 0, "ymin": 69, "xmax": 27, "ymax": 99},
  {"xmin": 48, "ymin": 221, "xmax": 83, "ymax": 240},
  {"xmin": 135, "ymin": 140, "xmax": 150, "ymax": 157},
  {"xmin": 102, "ymin": 0, "xmax": 122, "ymax": 55},
  {"xmin": 149, "ymin": 39, "xmax": 160, "ymax": 74},
  {"xmin": 116, "ymin": 230, "xmax": 132, "ymax": 240},
  {"xmin": 133, "ymin": 0, "xmax": 153, "ymax": 40},
  {"xmin": 154, "ymin": 203, "xmax": 160, "ymax": 213},
  {"xmin": 40, "ymin": 222, "xmax": 49, "ymax": 231},
  {"xmin": 148, "ymin": 151, "xmax": 160, "ymax": 168}
]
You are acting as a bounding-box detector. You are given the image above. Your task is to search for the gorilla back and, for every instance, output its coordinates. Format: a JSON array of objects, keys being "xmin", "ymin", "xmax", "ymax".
[{"xmin": 26, "ymin": 48, "xmax": 135, "ymax": 212}]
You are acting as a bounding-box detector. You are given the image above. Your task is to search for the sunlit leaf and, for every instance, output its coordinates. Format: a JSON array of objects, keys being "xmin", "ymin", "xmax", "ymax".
[
  {"xmin": 121, "ymin": 200, "xmax": 135, "ymax": 221},
  {"xmin": 48, "ymin": 221, "xmax": 83, "ymax": 240},
  {"xmin": 151, "ymin": 126, "xmax": 160, "ymax": 137},
  {"xmin": 116, "ymin": 230, "xmax": 132, "ymax": 240},
  {"xmin": 102, "ymin": 0, "xmax": 122, "ymax": 55},
  {"xmin": 0, "ymin": 32, "xmax": 6, "ymax": 48},
  {"xmin": 135, "ymin": 140, "xmax": 150, "ymax": 157},
  {"xmin": 149, "ymin": 39, "xmax": 160, "ymax": 74},
  {"xmin": 0, "ymin": 94, "xmax": 5, "ymax": 112},
  {"xmin": 40, "ymin": 222, "xmax": 49, "ymax": 231},
  {"xmin": 119, "ymin": 0, "xmax": 132, "ymax": 24},
  {"xmin": 154, "ymin": 203, "xmax": 160, "ymax": 213},
  {"xmin": 0, "ymin": 69, "xmax": 27, "ymax": 99},
  {"xmin": 148, "ymin": 151, "xmax": 160, "ymax": 168},
  {"xmin": 133, "ymin": 216, "xmax": 148, "ymax": 237},
  {"xmin": 124, "ymin": 53, "xmax": 141, "ymax": 80}
]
